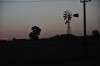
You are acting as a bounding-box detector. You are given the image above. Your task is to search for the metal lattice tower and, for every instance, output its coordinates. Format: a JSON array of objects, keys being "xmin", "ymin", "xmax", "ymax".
[
  {"xmin": 63, "ymin": 10, "xmax": 72, "ymax": 34},
  {"xmin": 63, "ymin": 10, "xmax": 79, "ymax": 34}
]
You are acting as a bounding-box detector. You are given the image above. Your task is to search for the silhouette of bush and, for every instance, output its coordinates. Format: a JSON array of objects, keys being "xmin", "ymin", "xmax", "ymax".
[
  {"xmin": 49, "ymin": 34, "xmax": 77, "ymax": 40},
  {"xmin": 29, "ymin": 26, "xmax": 41, "ymax": 40},
  {"xmin": 92, "ymin": 30, "xmax": 100, "ymax": 37}
]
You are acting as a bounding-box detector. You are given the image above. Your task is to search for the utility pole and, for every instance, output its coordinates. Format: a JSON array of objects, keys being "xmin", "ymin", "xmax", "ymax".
[
  {"xmin": 80, "ymin": 0, "xmax": 91, "ymax": 58},
  {"xmin": 80, "ymin": 0, "xmax": 91, "ymax": 39}
]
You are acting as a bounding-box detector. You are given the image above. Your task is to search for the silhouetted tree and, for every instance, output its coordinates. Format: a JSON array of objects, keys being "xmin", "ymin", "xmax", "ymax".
[
  {"xmin": 29, "ymin": 26, "xmax": 41, "ymax": 40},
  {"xmin": 92, "ymin": 30, "xmax": 100, "ymax": 37}
]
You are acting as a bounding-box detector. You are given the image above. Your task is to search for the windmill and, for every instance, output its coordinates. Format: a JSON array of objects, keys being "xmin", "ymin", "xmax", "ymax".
[{"xmin": 63, "ymin": 10, "xmax": 79, "ymax": 34}]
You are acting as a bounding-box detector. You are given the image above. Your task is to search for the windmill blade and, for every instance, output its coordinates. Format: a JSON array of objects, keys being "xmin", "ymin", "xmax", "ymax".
[
  {"xmin": 63, "ymin": 13, "xmax": 67, "ymax": 16},
  {"xmin": 63, "ymin": 16, "xmax": 67, "ymax": 20},
  {"xmin": 69, "ymin": 12, "xmax": 72, "ymax": 15},
  {"xmin": 63, "ymin": 15, "xmax": 67, "ymax": 17},
  {"xmin": 64, "ymin": 11, "xmax": 67, "ymax": 14}
]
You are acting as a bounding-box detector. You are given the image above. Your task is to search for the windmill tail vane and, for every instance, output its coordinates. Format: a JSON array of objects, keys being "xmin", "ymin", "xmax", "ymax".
[{"xmin": 73, "ymin": 13, "xmax": 79, "ymax": 17}]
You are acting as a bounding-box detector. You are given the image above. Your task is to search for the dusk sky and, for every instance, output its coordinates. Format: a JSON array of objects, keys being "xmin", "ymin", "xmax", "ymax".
[{"xmin": 0, "ymin": 0, "xmax": 100, "ymax": 40}]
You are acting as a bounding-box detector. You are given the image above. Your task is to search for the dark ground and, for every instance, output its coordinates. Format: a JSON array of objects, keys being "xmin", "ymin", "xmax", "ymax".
[{"xmin": 0, "ymin": 38, "xmax": 100, "ymax": 66}]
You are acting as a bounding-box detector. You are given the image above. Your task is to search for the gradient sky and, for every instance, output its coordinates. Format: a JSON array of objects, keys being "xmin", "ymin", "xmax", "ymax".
[{"xmin": 0, "ymin": 0, "xmax": 100, "ymax": 40}]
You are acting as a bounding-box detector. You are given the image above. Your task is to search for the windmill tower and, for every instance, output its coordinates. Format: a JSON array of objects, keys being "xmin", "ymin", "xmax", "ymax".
[
  {"xmin": 63, "ymin": 10, "xmax": 79, "ymax": 34},
  {"xmin": 63, "ymin": 10, "xmax": 72, "ymax": 34}
]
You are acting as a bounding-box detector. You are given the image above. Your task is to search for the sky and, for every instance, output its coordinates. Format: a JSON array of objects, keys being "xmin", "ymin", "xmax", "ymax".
[{"xmin": 0, "ymin": 0, "xmax": 100, "ymax": 40}]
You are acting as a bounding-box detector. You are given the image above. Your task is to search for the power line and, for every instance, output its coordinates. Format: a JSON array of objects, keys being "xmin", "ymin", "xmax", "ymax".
[
  {"xmin": 0, "ymin": 0, "xmax": 75, "ymax": 3},
  {"xmin": 0, "ymin": 1, "xmax": 43, "ymax": 3}
]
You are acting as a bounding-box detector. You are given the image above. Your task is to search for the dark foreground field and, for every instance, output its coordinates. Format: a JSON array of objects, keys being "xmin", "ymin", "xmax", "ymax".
[{"xmin": 0, "ymin": 39, "xmax": 100, "ymax": 66}]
